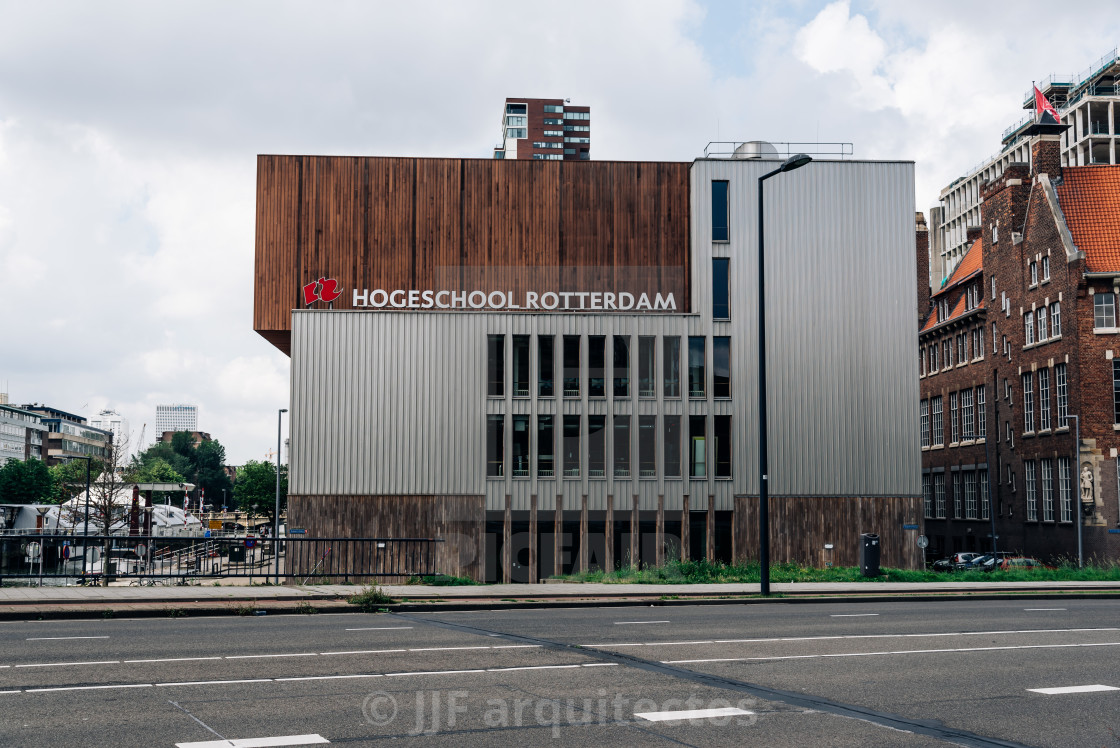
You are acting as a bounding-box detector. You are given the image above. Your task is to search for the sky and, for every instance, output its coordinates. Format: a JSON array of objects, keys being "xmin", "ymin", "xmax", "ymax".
[{"xmin": 1, "ymin": 0, "xmax": 1118, "ymax": 464}]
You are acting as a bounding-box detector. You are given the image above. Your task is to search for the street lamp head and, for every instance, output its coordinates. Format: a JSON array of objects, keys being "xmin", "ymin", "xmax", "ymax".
[
  {"xmin": 280, "ymin": 408, "xmax": 288, "ymax": 414},
  {"xmin": 780, "ymin": 153, "xmax": 813, "ymax": 172}
]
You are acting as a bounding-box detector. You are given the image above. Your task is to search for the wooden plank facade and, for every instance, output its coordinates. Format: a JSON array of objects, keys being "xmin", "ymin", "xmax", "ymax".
[
  {"xmin": 255, "ymin": 156, "xmax": 692, "ymax": 354},
  {"xmin": 733, "ymin": 496, "xmax": 924, "ymax": 569},
  {"xmin": 287, "ymin": 495, "xmax": 485, "ymax": 581}
]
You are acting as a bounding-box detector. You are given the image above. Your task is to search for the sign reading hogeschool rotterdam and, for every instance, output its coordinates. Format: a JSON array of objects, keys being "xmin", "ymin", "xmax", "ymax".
[{"xmin": 304, "ymin": 279, "xmax": 677, "ymax": 311}]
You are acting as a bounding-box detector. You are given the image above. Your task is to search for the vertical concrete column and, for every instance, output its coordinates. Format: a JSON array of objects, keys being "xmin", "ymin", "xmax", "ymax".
[
  {"xmin": 503, "ymin": 495, "xmax": 512, "ymax": 584},
  {"xmin": 630, "ymin": 494, "xmax": 639, "ymax": 569},
  {"xmin": 529, "ymin": 494, "xmax": 538, "ymax": 584},
  {"xmin": 554, "ymin": 494, "xmax": 563, "ymax": 577},
  {"xmin": 681, "ymin": 494, "xmax": 690, "ymax": 562},
  {"xmin": 605, "ymin": 495, "xmax": 614, "ymax": 574},
  {"xmin": 580, "ymin": 495, "xmax": 589, "ymax": 573},
  {"xmin": 656, "ymin": 494, "xmax": 665, "ymax": 567},
  {"xmin": 707, "ymin": 495, "xmax": 715, "ymax": 563}
]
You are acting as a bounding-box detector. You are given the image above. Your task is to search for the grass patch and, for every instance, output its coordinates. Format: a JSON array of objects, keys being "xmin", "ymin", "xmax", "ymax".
[
  {"xmin": 553, "ymin": 558, "xmax": 1120, "ymax": 584},
  {"xmin": 294, "ymin": 600, "xmax": 319, "ymax": 615},
  {"xmin": 233, "ymin": 603, "xmax": 258, "ymax": 616},
  {"xmin": 348, "ymin": 585, "xmax": 395, "ymax": 611}
]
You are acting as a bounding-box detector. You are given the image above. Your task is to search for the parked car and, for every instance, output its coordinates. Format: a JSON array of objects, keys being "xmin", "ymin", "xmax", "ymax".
[
  {"xmin": 960, "ymin": 552, "xmax": 1014, "ymax": 572},
  {"xmin": 931, "ymin": 552, "xmax": 983, "ymax": 571},
  {"xmin": 997, "ymin": 556, "xmax": 1055, "ymax": 571}
]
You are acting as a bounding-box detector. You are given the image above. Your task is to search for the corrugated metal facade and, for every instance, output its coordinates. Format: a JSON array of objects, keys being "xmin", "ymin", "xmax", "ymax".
[{"xmin": 289, "ymin": 158, "xmax": 921, "ymax": 512}]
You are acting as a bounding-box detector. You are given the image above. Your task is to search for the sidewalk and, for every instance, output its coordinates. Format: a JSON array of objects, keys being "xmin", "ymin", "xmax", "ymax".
[{"xmin": 1, "ymin": 580, "xmax": 1119, "ymax": 620}]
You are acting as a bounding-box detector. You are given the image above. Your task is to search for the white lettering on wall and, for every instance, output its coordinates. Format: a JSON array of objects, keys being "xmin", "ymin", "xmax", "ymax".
[{"xmin": 332, "ymin": 288, "xmax": 678, "ymax": 313}]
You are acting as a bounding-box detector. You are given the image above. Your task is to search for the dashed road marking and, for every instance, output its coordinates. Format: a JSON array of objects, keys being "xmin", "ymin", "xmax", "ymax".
[
  {"xmin": 1028, "ymin": 684, "xmax": 1120, "ymax": 695},
  {"xmin": 635, "ymin": 706, "xmax": 753, "ymax": 722}
]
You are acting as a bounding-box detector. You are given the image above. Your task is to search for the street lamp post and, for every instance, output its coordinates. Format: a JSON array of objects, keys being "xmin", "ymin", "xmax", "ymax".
[
  {"xmin": 275, "ymin": 408, "xmax": 287, "ymax": 584},
  {"xmin": 1066, "ymin": 414, "xmax": 1082, "ymax": 568},
  {"xmin": 758, "ymin": 153, "xmax": 812, "ymax": 597}
]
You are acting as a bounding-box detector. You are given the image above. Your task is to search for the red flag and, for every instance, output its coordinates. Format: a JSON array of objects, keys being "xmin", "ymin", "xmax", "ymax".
[{"xmin": 1034, "ymin": 86, "xmax": 1060, "ymax": 123}]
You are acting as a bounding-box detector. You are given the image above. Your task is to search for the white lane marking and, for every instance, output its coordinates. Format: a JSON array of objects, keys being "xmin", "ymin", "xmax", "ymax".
[
  {"xmin": 345, "ymin": 627, "xmax": 412, "ymax": 631},
  {"xmin": 487, "ymin": 665, "xmax": 581, "ymax": 672},
  {"xmin": 386, "ymin": 669, "xmax": 486, "ymax": 677},
  {"xmin": 124, "ymin": 657, "xmax": 223, "ymax": 664},
  {"xmin": 635, "ymin": 707, "xmax": 753, "ymax": 722},
  {"xmin": 665, "ymin": 640, "xmax": 1120, "ymax": 664},
  {"xmin": 408, "ymin": 646, "xmax": 491, "ymax": 652},
  {"xmin": 176, "ymin": 735, "xmax": 329, "ymax": 747},
  {"xmin": 158, "ymin": 679, "xmax": 274, "ymax": 687},
  {"xmin": 614, "ymin": 621, "xmax": 670, "ymax": 625},
  {"xmin": 26, "ymin": 683, "xmax": 152, "ymax": 693},
  {"xmin": 26, "ymin": 636, "xmax": 110, "ymax": 641},
  {"xmin": 0, "ymin": 690, "xmax": 21, "ymax": 694},
  {"xmin": 491, "ymin": 645, "xmax": 541, "ymax": 649},
  {"xmin": 225, "ymin": 653, "xmax": 318, "ymax": 660},
  {"xmin": 585, "ymin": 627, "xmax": 1120, "ymax": 648},
  {"xmin": 830, "ymin": 614, "xmax": 880, "ymax": 617},
  {"xmin": 1024, "ymin": 608, "xmax": 1067, "ymax": 612},
  {"xmin": 15, "ymin": 660, "xmax": 120, "ymax": 668},
  {"xmin": 580, "ymin": 663, "xmax": 619, "ymax": 668},
  {"xmin": 274, "ymin": 674, "xmax": 384, "ymax": 682},
  {"xmin": 1028, "ymin": 684, "xmax": 1120, "ymax": 695}
]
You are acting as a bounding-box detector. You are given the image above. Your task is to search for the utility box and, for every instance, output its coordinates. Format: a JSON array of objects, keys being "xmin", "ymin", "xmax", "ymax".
[
  {"xmin": 228, "ymin": 546, "xmax": 246, "ymax": 563},
  {"xmin": 859, "ymin": 533, "xmax": 881, "ymax": 577}
]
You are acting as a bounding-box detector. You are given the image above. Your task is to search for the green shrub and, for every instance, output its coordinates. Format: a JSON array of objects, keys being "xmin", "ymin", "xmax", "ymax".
[{"xmin": 348, "ymin": 585, "xmax": 395, "ymax": 611}]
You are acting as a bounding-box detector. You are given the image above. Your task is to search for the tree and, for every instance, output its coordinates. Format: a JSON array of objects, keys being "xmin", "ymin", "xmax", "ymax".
[
  {"xmin": 233, "ymin": 460, "xmax": 287, "ymax": 524},
  {"xmin": 128, "ymin": 433, "xmax": 233, "ymax": 508},
  {"xmin": 49, "ymin": 459, "xmax": 102, "ymax": 504},
  {"xmin": 0, "ymin": 459, "xmax": 53, "ymax": 504}
]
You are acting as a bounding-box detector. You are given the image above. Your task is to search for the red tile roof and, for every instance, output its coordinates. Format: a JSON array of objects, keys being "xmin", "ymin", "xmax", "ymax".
[
  {"xmin": 920, "ymin": 297, "xmax": 984, "ymax": 334},
  {"xmin": 1055, "ymin": 166, "xmax": 1120, "ymax": 272},
  {"xmin": 932, "ymin": 237, "xmax": 982, "ymax": 298}
]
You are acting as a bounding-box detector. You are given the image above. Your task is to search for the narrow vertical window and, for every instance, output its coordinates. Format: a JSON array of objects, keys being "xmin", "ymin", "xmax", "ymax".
[
  {"xmin": 588, "ymin": 415, "xmax": 606, "ymax": 477},
  {"xmin": 952, "ymin": 473, "xmax": 961, "ymax": 518},
  {"xmin": 714, "ymin": 415, "xmax": 732, "ymax": 477},
  {"xmin": 976, "ymin": 385, "xmax": 986, "ymax": 436},
  {"xmin": 965, "ymin": 471, "xmax": 977, "ymax": 519},
  {"xmin": 613, "ymin": 415, "xmax": 631, "ymax": 477},
  {"xmin": 538, "ymin": 335, "xmax": 555, "ymax": 397},
  {"xmin": 613, "ymin": 336, "xmax": 630, "ymax": 398},
  {"xmin": 487, "ymin": 335, "xmax": 504, "ymax": 397},
  {"xmin": 638, "ymin": 336, "xmax": 656, "ymax": 397},
  {"xmin": 664, "ymin": 416, "xmax": 681, "ymax": 477},
  {"xmin": 1024, "ymin": 314, "xmax": 1034, "ymax": 345},
  {"xmin": 1039, "ymin": 368, "xmax": 1051, "ymax": 430},
  {"xmin": 920, "ymin": 399, "xmax": 929, "ymax": 448},
  {"xmin": 1037, "ymin": 307, "xmax": 1048, "ymax": 341},
  {"xmin": 638, "ymin": 415, "xmax": 656, "ymax": 477},
  {"xmin": 688, "ymin": 337, "xmax": 706, "ymax": 398},
  {"xmin": 713, "ymin": 337, "xmax": 731, "ymax": 398},
  {"xmin": 1114, "ymin": 361, "xmax": 1120, "ymax": 424},
  {"xmin": 711, "ymin": 180, "xmax": 729, "ymax": 241},
  {"xmin": 512, "ymin": 335, "xmax": 530, "ymax": 397},
  {"xmin": 1022, "ymin": 372, "xmax": 1035, "ymax": 432},
  {"xmin": 1058, "ymin": 457, "xmax": 1072, "ymax": 522},
  {"xmin": 537, "ymin": 415, "xmax": 554, "ymax": 477},
  {"xmin": 950, "ymin": 392, "xmax": 959, "ymax": 443},
  {"xmin": 980, "ymin": 469, "xmax": 990, "ymax": 520},
  {"xmin": 1025, "ymin": 460, "xmax": 1037, "ymax": 521},
  {"xmin": 1041, "ymin": 459, "xmax": 1054, "ymax": 521},
  {"xmin": 487, "ymin": 414, "xmax": 504, "ymax": 477},
  {"xmin": 1095, "ymin": 292, "xmax": 1116, "ymax": 329},
  {"xmin": 712, "ymin": 258, "xmax": 730, "ymax": 319},
  {"xmin": 1050, "ymin": 302, "xmax": 1061, "ymax": 336},
  {"xmin": 512, "ymin": 415, "xmax": 530, "ymax": 477},
  {"xmin": 689, "ymin": 415, "xmax": 706, "ymax": 478},
  {"xmin": 588, "ymin": 335, "xmax": 606, "ymax": 397},
  {"xmin": 1056, "ymin": 364, "xmax": 1068, "ymax": 423},
  {"xmin": 664, "ymin": 336, "xmax": 681, "ymax": 398},
  {"xmin": 563, "ymin": 415, "xmax": 580, "ymax": 477},
  {"xmin": 934, "ymin": 473, "xmax": 946, "ymax": 518},
  {"xmin": 931, "ymin": 396, "xmax": 943, "ymax": 445},
  {"xmin": 563, "ymin": 336, "xmax": 580, "ymax": 397},
  {"xmin": 922, "ymin": 474, "xmax": 932, "ymax": 518},
  {"xmin": 961, "ymin": 389, "xmax": 974, "ymax": 440}
]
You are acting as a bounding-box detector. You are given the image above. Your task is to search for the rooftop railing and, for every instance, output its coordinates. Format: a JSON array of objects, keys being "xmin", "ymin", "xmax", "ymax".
[{"xmin": 702, "ymin": 142, "xmax": 854, "ymax": 159}]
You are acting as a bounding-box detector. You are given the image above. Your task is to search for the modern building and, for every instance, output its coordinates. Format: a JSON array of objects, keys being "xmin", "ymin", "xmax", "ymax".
[
  {"xmin": 493, "ymin": 98, "xmax": 590, "ymax": 162},
  {"xmin": 931, "ymin": 49, "xmax": 1120, "ymax": 287},
  {"xmin": 155, "ymin": 404, "xmax": 198, "ymax": 435},
  {"xmin": 21, "ymin": 405, "xmax": 112, "ymax": 466},
  {"xmin": 88, "ymin": 409, "xmax": 130, "ymax": 447},
  {"xmin": 254, "ymin": 148, "xmax": 921, "ymax": 582},
  {"xmin": 0, "ymin": 403, "xmax": 48, "ymax": 466},
  {"xmin": 919, "ymin": 121, "xmax": 1120, "ymax": 563}
]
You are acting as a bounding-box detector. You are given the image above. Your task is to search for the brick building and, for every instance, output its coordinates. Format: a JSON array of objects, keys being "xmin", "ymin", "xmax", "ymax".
[
  {"xmin": 492, "ymin": 98, "xmax": 590, "ymax": 161},
  {"xmin": 920, "ymin": 124, "xmax": 1120, "ymax": 563}
]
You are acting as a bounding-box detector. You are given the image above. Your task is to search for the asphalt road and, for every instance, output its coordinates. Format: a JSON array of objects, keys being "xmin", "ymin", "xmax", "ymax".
[{"xmin": 1, "ymin": 599, "xmax": 1118, "ymax": 747}]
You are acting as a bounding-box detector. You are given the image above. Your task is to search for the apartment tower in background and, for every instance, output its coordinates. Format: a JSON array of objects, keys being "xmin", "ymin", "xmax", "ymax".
[
  {"xmin": 156, "ymin": 404, "xmax": 198, "ymax": 435},
  {"xmin": 493, "ymin": 98, "xmax": 590, "ymax": 161}
]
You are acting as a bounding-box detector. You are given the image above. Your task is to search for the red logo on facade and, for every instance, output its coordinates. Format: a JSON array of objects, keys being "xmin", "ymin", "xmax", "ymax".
[{"xmin": 303, "ymin": 278, "xmax": 342, "ymax": 306}]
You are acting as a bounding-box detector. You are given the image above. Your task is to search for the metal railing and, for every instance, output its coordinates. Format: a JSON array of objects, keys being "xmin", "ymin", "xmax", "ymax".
[
  {"xmin": 0, "ymin": 534, "xmax": 443, "ymax": 584},
  {"xmin": 702, "ymin": 142, "xmax": 854, "ymax": 159}
]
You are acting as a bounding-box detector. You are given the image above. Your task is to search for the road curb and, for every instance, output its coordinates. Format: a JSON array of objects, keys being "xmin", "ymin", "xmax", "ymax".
[{"xmin": 2, "ymin": 589, "xmax": 1119, "ymax": 620}]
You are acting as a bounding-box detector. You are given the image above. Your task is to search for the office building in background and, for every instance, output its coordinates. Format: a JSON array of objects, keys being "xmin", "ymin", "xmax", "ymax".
[{"xmin": 493, "ymin": 98, "xmax": 590, "ymax": 161}]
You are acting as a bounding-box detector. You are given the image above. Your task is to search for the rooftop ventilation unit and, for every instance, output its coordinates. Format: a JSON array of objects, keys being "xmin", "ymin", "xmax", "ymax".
[{"xmin": 732, "ymin": 141, "xmax": 780, "ymax": 159}]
